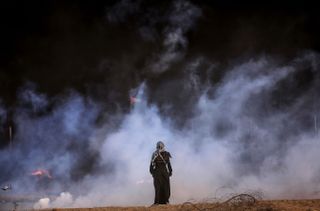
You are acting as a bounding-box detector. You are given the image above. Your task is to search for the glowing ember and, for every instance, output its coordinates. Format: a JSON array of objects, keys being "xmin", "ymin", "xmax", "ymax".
[{"xmin": 31, "ymin": 169, "xmax": 52, "ymax": 179}]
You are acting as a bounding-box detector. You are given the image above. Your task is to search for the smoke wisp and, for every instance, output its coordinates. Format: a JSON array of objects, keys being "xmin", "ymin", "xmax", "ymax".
[{"xmin": 1, "ymin": 0, "xmax": 320, "ymax": 209}]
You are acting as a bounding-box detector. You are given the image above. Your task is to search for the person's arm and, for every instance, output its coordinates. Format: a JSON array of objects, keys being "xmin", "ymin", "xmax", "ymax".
[
  {"xmin": 167, "ymin": 152, "xmax": 172, "ymax": 176},
  {"xmin": 150, "ymin": 152, "xmax": 155, "ymax": 175},
  {"xmin": 150, "ymin": 161, "xmax": 154, "ymax": 175},
  {"xmin": 167, "ymin": 160, "xmax": 172, "ymax": 176}
]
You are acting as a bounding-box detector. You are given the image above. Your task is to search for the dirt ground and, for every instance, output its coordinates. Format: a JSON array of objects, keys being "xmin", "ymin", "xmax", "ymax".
[{"xmin": 28, "ymin": 199, "xmax": 320, "ymax": 211}]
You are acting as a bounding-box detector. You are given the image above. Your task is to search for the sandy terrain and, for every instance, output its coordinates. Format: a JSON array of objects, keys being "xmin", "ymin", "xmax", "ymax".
[
  {"xmin": 27, "ymin": 199, "xmax": 320, "ymax": 211},
  {"xmin": 2, "ymin": 194, "xmax": 320, "ymax": 211}
]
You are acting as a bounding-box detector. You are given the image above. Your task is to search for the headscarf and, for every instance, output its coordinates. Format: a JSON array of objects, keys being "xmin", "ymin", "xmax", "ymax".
[
  {"xmin": 156, "ymin": 141, "xmax": 165, "ymax": 152},
  {"xmin": 151, "ymin": 141, "xmax": 166, "ymax": 164}
]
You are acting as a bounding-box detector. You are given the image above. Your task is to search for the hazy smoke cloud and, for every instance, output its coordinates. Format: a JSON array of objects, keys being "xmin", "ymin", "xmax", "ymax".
[
  {"xmin": 150, "ymin": 0, "xmax": 201, "ymax": 73},
  {"xmin": 0, "ymin": 87, "xmax": 101, "ymax": 198},
  {"xmin": 107, "ymin": 0, "xmax": 201, "ymax": 74},
  {"xmin": 33, "ymin": 198, "xmax": 50, "ymax": 209},
  {"xmin": 2, "ymin": 53, "xmax": 320, "ymax": 210},
  {"xmin": 1, "ymin": 0, "xmax": 320, "ymax": 210},
  {"xmin": 69, "ymin": 53, "xmax": 320, "ymax": 206},
  {"xmin": 13, "ymin": 55, "xmax": 320, "ymax": 207}
]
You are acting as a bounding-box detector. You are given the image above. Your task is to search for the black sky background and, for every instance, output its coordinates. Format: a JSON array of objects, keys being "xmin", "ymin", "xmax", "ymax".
[{"xmin": 0, "ymin": 0, "xmax": 320, "ymax": 147}]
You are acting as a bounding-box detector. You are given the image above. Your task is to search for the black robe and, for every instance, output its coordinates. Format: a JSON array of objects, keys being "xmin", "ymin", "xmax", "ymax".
[{"xmin": 149, "ymin": 150, "xmax": 172, "ymax": 204}]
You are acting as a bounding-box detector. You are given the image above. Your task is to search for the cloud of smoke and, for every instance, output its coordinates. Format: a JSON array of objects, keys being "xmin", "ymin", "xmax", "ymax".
[
  {"xmin": 26, "ymin": 53, "xmax": 320, "ymax": 208},
  {"xmin": 1, "ymin": 0, "xmax": 320, "ymax": 209},
  {"xmin": 150, "ymin": 0, "xmax": 201, "ymax": 73},
  {"xmin": 107, "ymin": 0, "xmax": 201, "ymax": 74},
  {"xmin": 33, "ymin": 198, "xmax": 50, "ymax": 209},
  {"xmin": 0, "ymin": 87, "xmax": 101, "ymax": 197},
  {"xmin": 1, "ymin": 53, "xmax": 320, "ymax": 210},
  {"xmin": 33, "ymin": 192, "xmax": 73, "ymax": 209},
  {"xmin": 65, "ymin": 53, "xmax": 320, "ymax": 207}
]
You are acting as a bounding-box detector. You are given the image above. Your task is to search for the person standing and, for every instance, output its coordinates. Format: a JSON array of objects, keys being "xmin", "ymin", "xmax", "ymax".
[{"xmin": 149, "ymin": 141, "xmax": 172, "ymax": 205}]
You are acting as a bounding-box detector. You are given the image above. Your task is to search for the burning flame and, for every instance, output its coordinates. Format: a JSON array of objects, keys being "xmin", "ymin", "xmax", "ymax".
[{"xmin": 31, "ymin": 169, "xmax": 52, "ymax": 179}]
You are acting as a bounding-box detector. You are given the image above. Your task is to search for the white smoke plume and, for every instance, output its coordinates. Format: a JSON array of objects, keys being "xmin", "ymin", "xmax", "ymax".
[
  {"xmin": 1, "ymin": 53, "xmax": 320, "ymax": 210},
  {"xmin": 1, "ymin": 1, "xmax": 320, "ymax": 210},
  {"xmin": 33, "ymin": 198, "xmax": 50, "ymax": 209},
  {"xmin": 150, "ymin": 0, "xmax": 201, "ymax": 73},
  {"xmin": 34, "ymin": 192, "xmax": 73, "ymax": 209},
  {"xmin": 107, "ymin": 0, "xmax": 202, "ymax": 74},
  {"xmin": 6, "ymin": 53, "xmax": 313, "ymax": 208},
  {"xmin": 64, "ymin": 53, "xmax": 317, "ymax": 206}
]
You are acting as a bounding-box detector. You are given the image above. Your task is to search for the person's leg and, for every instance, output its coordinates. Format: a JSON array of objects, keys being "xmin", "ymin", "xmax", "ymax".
[
  {"xmin": 153, "ymin": 177, "xmax": 161, "ymax": 204},
  {"xmin": 158, "ymin": 175, "xmax": 170, "ymax": 204},
  {"xmin": 164, "ymin": 176, "xmax": 170, "ymax": 204},
  {"xmin": 158, "ymin": 186, "xmax": 166, "ymax": 204}
]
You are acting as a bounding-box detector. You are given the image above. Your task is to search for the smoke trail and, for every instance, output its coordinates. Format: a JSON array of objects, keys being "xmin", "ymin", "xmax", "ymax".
[
  {"xmin": 0, "ymin": 86, "xmax": 102, "ymax": 196},
  {"xmin": 63, "ymin": 53, "xmax": 320, "ymax": 207},
  {"xmin": 1, "ymin": 0, "xmax": 320, "ymax": 209},
  {"xmin": 2, "ymin": 53, "xmax": 320, "ymax": 210},
  {"xmin": 149, "ymin": 0, "xmax": 201, "ymax": 74},
  {"xmin": 107, "ymin": 0, "xmax": 201, "ymax": 74}
]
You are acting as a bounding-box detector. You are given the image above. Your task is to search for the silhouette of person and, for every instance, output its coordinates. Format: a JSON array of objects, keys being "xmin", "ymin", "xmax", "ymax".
[{"xmin": 149, "ymin": 141, "xmax": 172, "ymax": 205}]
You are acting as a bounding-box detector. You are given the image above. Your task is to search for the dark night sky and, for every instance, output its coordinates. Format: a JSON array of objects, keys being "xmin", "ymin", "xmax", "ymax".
[
  {"xmin": 0, "ymin": 0, "xmax": 318, "ymax": 145},
  {"xmin": 0, "ymin": 0, "xmax": 319, "ymax": 106}
]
